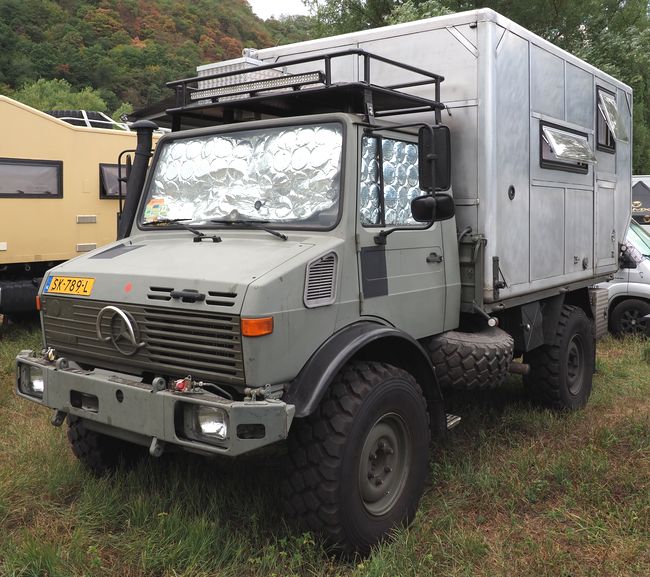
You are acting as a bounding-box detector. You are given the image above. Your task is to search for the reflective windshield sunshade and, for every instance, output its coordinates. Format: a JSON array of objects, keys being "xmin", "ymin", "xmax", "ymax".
[{"xmin": 142, "ymin": 123, "xmax": 343, "ymax": 228}]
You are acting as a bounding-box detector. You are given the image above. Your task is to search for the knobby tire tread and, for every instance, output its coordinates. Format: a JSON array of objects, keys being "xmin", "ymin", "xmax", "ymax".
[{"xmin": 283, "ymin": 361, "xmax": 428, "ymax": 552}]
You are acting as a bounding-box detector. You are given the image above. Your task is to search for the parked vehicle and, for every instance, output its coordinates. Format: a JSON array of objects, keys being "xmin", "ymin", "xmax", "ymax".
[
  {"xmin": 597, "ymin": 219, "xmax": 650, "ymax": 336},
  {"xmin": 0, "ymin": 97, "xmax": 157, "ymax": 318},
  {"xmin": 16, "ymin": 9, "xmax": 632, "ymax": 553}
]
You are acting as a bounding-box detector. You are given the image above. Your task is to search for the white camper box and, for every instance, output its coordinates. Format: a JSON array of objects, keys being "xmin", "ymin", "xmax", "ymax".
[{"xmin": 198, "ymin": 9, "xmax": 633, "ymax": 310}]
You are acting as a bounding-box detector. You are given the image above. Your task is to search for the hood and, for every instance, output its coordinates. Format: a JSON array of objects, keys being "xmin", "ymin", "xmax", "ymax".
[{"xmin": 41, "ymin": 232, "xmax": 315, "ymax": 313}]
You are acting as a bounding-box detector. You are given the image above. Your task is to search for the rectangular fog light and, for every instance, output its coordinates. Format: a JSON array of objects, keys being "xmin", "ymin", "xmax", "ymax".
[
  {"xmin": 185, "ymin": 404, "xmax": 229, "ymax": 443},
  {"xmin": 19, "ymin": 364, "xmax": 45, "ymax": 399}
]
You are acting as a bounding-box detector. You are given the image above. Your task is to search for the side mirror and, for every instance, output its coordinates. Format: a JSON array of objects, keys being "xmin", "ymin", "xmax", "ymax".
[
  {"xmin": 619, "ymin": 251, "xmax": 637, "ymax": 270},
  {"xmin": 411, "ymin": 193, "xmax": 455, "ymax": 223},
  {"xmin": 418, "ymin": 125, "xmax": 451, "ymax": 192}
]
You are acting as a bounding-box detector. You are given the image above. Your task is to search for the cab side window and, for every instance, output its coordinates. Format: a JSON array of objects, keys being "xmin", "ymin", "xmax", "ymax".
[{"xmin": 360, "ymin": 136, "xmax": 421, "ymax": 227}]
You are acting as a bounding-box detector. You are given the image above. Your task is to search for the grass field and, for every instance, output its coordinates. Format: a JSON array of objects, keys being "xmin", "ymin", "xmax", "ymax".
[{"xmin": 0, "ymin": 321, "xmax": 648, "ymax": 577}]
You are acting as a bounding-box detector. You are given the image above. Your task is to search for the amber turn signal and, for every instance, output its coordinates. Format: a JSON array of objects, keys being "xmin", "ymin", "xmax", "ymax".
[
  {"xmin": 35, "ymin": 296, "xmax": 41, "ymax": 311},
  {"xmin": 241, "ymin": 316, "xmax": 273, "ymax": 337}
]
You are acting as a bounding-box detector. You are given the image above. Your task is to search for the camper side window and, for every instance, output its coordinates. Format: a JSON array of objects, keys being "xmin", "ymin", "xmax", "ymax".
[
  {"xmin": 540, "ymin": 123, "xmax": 594, "ymax": 175},
  {"xmin": 359, "ymin": 135, "xmax": 421, "ymax": 227},
  {"xmin": 99, "ymin": 164, "xmax": 122, "ymax": 198},
  {"xmin": 0, "ymin": 158, "xmax": 62, "ymax": 198},
  {"xmin": 596, "ymin": 87, "xmax": 628, "ymax": 153}
]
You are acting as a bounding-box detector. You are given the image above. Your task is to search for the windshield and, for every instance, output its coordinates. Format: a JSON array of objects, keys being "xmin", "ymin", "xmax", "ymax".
[
  {"xmin": 140, "ymin": 123, "xmax": 343, "ymax": 229},
  {"xmin": 627, "ymin": 220, "xmax": 650, "ymax": 261}
]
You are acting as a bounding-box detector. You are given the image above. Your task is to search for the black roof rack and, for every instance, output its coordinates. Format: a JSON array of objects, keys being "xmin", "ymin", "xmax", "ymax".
[{"xmin": 166, "ymin": 49, "xmax": 445, "ymax": 131}]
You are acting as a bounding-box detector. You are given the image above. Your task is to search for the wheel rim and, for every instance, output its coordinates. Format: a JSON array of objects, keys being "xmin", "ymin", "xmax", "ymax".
[
  {"xmin": 566, "ymin": 335, "xmax": 585, "ymax": 396},
  {"xmin": 619, "ymin": 308, "xmax": 647, "ymax": 335},
  {"xmin": 358, "ymin": 413, "xmax": 411, "ymax": 517}
]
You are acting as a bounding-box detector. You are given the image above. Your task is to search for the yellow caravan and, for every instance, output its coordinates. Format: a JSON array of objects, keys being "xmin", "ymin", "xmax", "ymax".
[{"xmin": 0, "ymin": 96, "xmax": 157, "ymax": 317}]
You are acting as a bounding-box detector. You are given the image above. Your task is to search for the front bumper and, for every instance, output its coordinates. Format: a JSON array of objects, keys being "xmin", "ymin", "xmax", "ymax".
[{"xmin": 16, "ymin": 351, "xmax": 295, "ymax": 457}]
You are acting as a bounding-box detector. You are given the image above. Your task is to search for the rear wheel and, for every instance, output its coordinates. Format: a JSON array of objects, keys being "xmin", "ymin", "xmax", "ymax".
[
  {"xmin": 609, "ymin": 299, "xmax": 650, "ymax": 337},
  {"xmin": 67, "ymin": 416, "xmax": 147, "ymax": 476},
  {"xmin": 524, "ymin": 305, "xmax": 594, "ymax": 410},
  {"xmin": 283, "ymin": 361, "xmax": 430, "ymax": 554}
]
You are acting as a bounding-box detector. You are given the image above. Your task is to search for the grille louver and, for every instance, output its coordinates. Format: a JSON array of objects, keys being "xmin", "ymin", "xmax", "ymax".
[
  {"xmin": 42, "ymin": 297, "xmax": 244, "ymax": 385},
  {"xmin": 148, "ymin": 286, "xmax": 237, "ymax": 308},
  {"xmin": 304, "ymin": 252, "xmax": 337, "ymax": 308}
]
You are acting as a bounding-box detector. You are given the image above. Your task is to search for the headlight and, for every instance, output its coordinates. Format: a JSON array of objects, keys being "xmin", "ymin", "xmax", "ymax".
[
  {"xmin": 184, "ymin": 404, "xmax": 229, "ymax": 443},
  {"xmin": 19, "ymin": 364, "xmax": 45, "ymax": 399}
]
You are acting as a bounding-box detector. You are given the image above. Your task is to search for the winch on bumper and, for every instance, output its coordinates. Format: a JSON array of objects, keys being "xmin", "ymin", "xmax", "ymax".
[{"xmin": 16, "ymin": 350, "xmax": 295, "ymax": 457}]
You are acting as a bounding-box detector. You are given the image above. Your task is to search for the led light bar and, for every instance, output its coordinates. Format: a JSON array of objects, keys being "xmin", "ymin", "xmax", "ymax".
[{"xmin": 190, "ymin": 71, "xmax": 324, "ymax": 101}]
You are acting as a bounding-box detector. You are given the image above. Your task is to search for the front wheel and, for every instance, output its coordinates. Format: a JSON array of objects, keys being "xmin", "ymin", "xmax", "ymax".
[
  {"xmin": 524, "ymin": 305, "xmax": 595, "ymax": 410},
  {"xmin": 283, "ymin": 362, "xmax": 430, "ymax": 554},
  {"xmin": 67, "ymin": 416, "xmax": 147, "ymax": 476}
]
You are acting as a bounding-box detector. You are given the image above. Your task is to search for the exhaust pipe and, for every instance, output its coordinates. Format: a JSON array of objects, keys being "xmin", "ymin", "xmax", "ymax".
[{"xmin": 117, "ymin": 120, "xmax": 158, "ymax": 240}]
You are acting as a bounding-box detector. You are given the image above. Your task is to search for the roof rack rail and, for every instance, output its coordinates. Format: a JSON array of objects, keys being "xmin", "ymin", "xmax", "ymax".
[{"xmin": 166, "ymin": 49, "xmax": 445, "ymax": 131}]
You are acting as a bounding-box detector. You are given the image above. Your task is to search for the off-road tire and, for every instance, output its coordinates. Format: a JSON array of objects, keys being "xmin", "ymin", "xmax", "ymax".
[
  {"xmin": 523, "ymin": 305, "xmax": 595, "ymax": 410},
  {"xmin": 283, "ymin": 361, "xmax": 430, "ymax": 555},
  {"xmin": 427, "ymin": 327, "xmax": 514, "ymax": 390},
  {"xmin": 609, "ymin": 298, "xmax": 650, "ymax": 337},
  {"xmin": 67, "ymin": 416, "xmax": 145, "ymax": 476}
]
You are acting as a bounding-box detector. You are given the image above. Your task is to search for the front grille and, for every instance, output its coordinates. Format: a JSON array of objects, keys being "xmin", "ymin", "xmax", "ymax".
[{"xmin": 42, "ymin": 297, "xmax": 244, "ymax": 385}]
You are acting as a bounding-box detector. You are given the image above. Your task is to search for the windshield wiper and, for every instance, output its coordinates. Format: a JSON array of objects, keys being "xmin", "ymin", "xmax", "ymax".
[
  {"xmin": 142, "ymin": 218, "xmax": 221, "ymax": 243},
  {"xmin": 210, "ymin": 219, "xmax": 288, "ymax": 241}
]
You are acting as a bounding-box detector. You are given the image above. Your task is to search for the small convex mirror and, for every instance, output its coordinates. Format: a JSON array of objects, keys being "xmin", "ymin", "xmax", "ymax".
[
  {"xmin": 411, "ymin": 193, "xmax": 455, "ymax": 223},
  {"xmin": 418, "ymin": 125, "xmax": 451, "ymax": 192}
]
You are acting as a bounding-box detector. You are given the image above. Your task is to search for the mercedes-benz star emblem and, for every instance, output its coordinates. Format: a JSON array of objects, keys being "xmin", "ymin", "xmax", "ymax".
[{"xmin": 96, "ymin": 306, "xmax": 145, "ymax": 356}]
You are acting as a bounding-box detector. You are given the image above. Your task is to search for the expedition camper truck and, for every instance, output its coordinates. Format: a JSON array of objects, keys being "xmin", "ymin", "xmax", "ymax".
[
  {"xmin": 16, "ymin": 10, "xmax": 632, "ymax": 553},
  {"xmin": 0, "ymin": 97, "xmax": 157, "ymax": 318}
]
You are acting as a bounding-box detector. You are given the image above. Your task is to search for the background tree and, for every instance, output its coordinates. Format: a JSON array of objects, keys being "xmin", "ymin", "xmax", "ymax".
[{"xmin": 11, "ymin": 78, "xmax": 108, "ymax": 112}]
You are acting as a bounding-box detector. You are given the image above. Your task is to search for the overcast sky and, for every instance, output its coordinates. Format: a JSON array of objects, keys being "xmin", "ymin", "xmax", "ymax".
[{"xmin": 248, "ymin": 0, "xmax": 311, "ymax": 20}]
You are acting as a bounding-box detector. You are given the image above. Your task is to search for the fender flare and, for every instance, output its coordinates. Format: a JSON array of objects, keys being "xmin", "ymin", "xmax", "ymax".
[{"xmin": 284, "ymin": 321, "xmax": 445, "ymax": 434}]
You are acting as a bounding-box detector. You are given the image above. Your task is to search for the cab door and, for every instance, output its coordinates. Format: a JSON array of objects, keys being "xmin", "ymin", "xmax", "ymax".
[{"xmin": 356, "ymin": 131, "xmax": 447, "ymax": 339}]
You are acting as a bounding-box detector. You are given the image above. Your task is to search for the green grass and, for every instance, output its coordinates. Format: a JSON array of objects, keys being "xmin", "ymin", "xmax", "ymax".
[{"xmin": 1, "ymin": 321, "xmax": 649, "ymax": 576}]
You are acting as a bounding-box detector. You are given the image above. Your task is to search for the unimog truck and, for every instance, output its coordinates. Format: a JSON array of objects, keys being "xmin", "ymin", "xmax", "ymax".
[{"xmin": 16, "ymin": 9, "xmax": 631, "ymax": 553}]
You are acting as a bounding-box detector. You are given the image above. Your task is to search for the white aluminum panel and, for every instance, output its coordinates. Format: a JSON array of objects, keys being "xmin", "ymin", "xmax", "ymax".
[
  {"xmin": 565, "ymin": 188, "xmax": 594, "ymax": 274},
  {"xmin": 531, "ymin": 45, "xmax": 564, "ymax": 119},
  {"xmin": 495, "ymin": 29, "xmax": 530, "ymax": 288},
  {"xmin": 566, "ymin": 63, "xmax": 593, "ymax": 128},
  {"xmin": 530, "ymin": 185, "xmax": 565, "ymax": 281},
  {"xmin": 595, "ymin": 180, "xmax": 617, "ymax": 269},
  {"xmin": 361, "ymin": 26, "xmax": 478, "ymax": 104}
]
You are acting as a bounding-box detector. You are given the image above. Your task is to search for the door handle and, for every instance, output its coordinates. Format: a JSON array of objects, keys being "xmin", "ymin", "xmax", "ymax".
[{"xmin": 427, "ymin": 252, "xmax": 443, "ymax": 264}]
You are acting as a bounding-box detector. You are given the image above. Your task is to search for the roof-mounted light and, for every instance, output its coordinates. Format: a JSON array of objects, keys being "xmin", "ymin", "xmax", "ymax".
[{"xmin": 191, "ymin": 71, "xmax": 325, "ymax": 102}]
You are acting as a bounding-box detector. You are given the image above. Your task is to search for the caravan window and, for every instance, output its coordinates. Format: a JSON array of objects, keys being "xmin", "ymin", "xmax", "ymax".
[
  {"xmin": 597, "ymin": 87, "xmax": 628, "ymax": 152},
  {"xmin": 360, "ymin": 135, "xmax": 421, "ymax": 227},
  {"xmin": 99, "ymin": 164, "xmax": 122, "ymax": 198},
  {"xmin": 0, "ymin": 158, "xmax": 62, "ymax": 198},
  {"xmin": 540, "ymin": 123, "xmax": 594, "ymax": 174}
]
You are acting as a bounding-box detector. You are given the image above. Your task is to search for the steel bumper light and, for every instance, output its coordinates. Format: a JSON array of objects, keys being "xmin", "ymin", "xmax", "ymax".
[
  {"xmin": 19, "ymin": 364, "xmax": 45, "ymax": 399},
  {"xmin": 186, "ymin": 405, "xmax": 229, "ymax": 443}
]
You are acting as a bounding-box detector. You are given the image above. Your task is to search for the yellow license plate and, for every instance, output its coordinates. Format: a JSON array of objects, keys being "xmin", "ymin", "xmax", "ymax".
[{"xmin": 44, "ymin": 276, "xmax": 95, "ymax": 296}]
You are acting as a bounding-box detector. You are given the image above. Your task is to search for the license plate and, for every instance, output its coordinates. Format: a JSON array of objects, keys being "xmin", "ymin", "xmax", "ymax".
[{"xmin": 43, "ymin": 276, "xmax": 95, "ymax": 296}]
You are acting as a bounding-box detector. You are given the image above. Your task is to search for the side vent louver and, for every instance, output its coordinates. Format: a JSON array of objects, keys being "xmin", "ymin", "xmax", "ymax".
[{"xmin": 304, "ymin": 252, "xmax": 337, "ymax": 308}]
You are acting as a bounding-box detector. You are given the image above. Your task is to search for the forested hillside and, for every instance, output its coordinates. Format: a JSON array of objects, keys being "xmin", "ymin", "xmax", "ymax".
[{"xmin": 0, "ymin": 0, "xmax": 286, "ymax": 115}]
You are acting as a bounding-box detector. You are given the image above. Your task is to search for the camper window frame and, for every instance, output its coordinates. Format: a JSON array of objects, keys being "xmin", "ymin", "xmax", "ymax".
[
  {"xmin": 99, "ymin": 163, "xmax": 122, "ymax": 199},
  {"xmin": 539, "ymin": 122, "xmax": 592, "ymax": 175},
  {"xmin": 596, "ymin": 87, "xmax": 624, "ymax": 153},
  {"xmin": 0, "ymin": 158, "xmax": 63, "ymax": 199}
]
